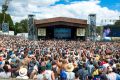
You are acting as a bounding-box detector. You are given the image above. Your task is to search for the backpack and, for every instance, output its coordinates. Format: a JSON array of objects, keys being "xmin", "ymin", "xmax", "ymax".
[{"xmin": 60, "ymin": 70, "xmax": 67, "ymax": 80}]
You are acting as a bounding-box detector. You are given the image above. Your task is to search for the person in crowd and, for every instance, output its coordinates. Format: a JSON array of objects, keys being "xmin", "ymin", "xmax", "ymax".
[
  {"xmin": 107, "ymin": 66, "xmax": 120, "ymax": 80},
  {"xmin": 65, "ymin": 63, "xmax": 75, "ymax": 80},
  {"xmin": 75, "ymin": 72, "xmax": 80, "ymax": 80},
  {"xmin": 33, "ymin": 62, "xmax": 53, "ymax": 80},
  {"xmin": 0, "ymin": 65, "xmax": 11, "ymax": 78}
]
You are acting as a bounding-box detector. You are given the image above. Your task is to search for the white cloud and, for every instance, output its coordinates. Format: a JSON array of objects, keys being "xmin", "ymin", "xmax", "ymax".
[
  {"xmin": 29, "ymin": 0, "xmax": 59, "ymax": 6},
  {"xmin": 11, "ymin": 16, "xmax": 27, "ymax": 23},
  {"xmin": 2, "ymin": 0, "xmax": 120, "ymax": 26}
]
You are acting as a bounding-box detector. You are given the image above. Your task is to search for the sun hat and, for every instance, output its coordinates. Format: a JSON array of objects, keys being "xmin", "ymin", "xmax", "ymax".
[
  {"xmin": 19, "ymin": 68, "xmax": 28, "ymax": 77},
  {"xmin": 65, "ymin": 63, "xmax": 74, "ymax": 72}
]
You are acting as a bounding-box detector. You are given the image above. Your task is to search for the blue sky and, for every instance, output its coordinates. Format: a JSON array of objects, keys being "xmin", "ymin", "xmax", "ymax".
[
  {"xmin": 0, "ymin": 0, "xmax": 120, "ymax": 25},
  {"xmin": 0, "ymin": 0, "xmax": 119, "ymax": 10},
  {"xmin": 56, "ymin": 0, "xmax": 120, "ymax": 11},
  {"xmin": 100, "ymin": 0, "xmax": 120, "ymax": 11}
]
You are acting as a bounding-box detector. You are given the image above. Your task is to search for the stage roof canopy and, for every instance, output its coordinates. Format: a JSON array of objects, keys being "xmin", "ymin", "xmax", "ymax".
[{"xmin": 35, "ymin": 17, "xmax": 87, "ymax": 25}]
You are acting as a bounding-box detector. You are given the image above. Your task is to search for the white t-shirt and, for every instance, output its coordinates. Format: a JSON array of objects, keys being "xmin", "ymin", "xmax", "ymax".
[
  {"xmin": 16, "ymin": 76, "xmax": 29, "ymax": 79},
  {"xmin": 37, "ymin": 73, "xmax": 51, "ymax": 80},
  {"xmin": 107, "ymin": 72, "xmax": 117, "ymax": 80},
  {"xmin": 0, "ymin": 72, "xmax": 11, "ymax": 78},
  {"xmin": 103, "ymin": 63, "xmax": 109, "ymax": 69},
  {"xmin": 65, "ymin": 72, "xmax": 75, "ymax": 80}
]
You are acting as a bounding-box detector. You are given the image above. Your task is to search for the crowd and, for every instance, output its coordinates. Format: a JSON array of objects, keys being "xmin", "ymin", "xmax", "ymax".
[{"xmin": 0, "ymin": 35, "xmax": 120, "ymax": 80}]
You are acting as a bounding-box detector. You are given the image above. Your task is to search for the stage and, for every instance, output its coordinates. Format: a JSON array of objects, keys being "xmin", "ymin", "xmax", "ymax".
[{"xmin": 35, "ymin": 17, "xmax": 87, "ymax": 40}]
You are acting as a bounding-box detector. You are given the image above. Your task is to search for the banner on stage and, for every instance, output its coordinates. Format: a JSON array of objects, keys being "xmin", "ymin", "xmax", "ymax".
[
  {"xmin": 76, "ymin": 28, "xmax": 85, "ymax": 36},
  {"xmin": 38, "ymin": 28, "xmax": 46, "ymax": 36},
  {"xmin": 2, "ymin": 23, "xmax": 9, "ymax": 32}
]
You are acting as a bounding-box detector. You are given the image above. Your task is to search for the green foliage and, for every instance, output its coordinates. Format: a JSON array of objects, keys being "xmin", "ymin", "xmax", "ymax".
[
  {"xmin": 14, "ymin": 19, "xmax": 28, "ymax": 35},
  {"xmin": 115, "ymin": 20, "xmax": 120, "ymax": 25},
  {"xmin": 0, "ymin": 13, "xmax": 28, "ymax": 35},
  {"xmin": 96, "ymin": 26, "xmax": 103, "ymax": 36},
  {"xmin": 0, "ymin": 13, "xmax": 14, "ymax": 31}
]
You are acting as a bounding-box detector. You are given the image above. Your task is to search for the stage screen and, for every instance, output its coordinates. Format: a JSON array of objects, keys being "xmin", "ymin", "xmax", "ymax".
[
  {"xmin": 103, "ymin": 26, "xmax": 120, "ymax": 37},
  {"xmin": 38, "ymin": 28, "xmax": 46, "ymax": 36},
  {"xmin": 54, "ymin": 28, "xmax": 71, "ymax": 39},
  {"xmin": 76, "ymin": 28, "xmax": 85, "ymax": 36}
]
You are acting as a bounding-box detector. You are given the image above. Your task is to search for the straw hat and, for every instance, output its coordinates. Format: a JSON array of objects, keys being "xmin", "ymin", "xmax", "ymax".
[
  {"xmin": 65, "ymin": 63, "xmax": 74, "ymax": 72},
  {"xmin": 19, "ymin": 68, "xmax": 27, "ymax": 77}
]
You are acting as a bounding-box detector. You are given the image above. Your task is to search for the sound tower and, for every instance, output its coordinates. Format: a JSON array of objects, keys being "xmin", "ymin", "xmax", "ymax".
[
  {"xmin": 88, "ymin": 14, "xmax": 96, "ymax": 41},
  {"xmin": 28, "ymin": 15, "xmax": 37, "ymax": 40}
]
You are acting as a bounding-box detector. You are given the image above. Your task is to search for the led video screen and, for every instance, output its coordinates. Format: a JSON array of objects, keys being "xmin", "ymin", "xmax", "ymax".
[
  {"xmin": 54, "ymin": 28, "xmax": 71, "ymax": 39},
  {"xmin": 38, "ymin": 28, "xmax": 46, "ymax": 36},
  {"xmin": 103, "ymin": 26, "xmax": 120, "ymax": 37},
  {"xmin": 76, "ymin": 28, "xmax": 85, "ymax": 36}
]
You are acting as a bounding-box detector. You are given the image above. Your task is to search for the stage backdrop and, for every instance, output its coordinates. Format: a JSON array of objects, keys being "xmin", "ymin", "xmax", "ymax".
[
  {"xmin": 54, "ymin": 28, "xmax": 71, "ymax": 39},
  {"xmin": 76, "ymin": 28, "xmax": 85, "ymax": 36},
  {"xmin": 38, "ymin": 28, "xmax": 46, "ymax": 36}
]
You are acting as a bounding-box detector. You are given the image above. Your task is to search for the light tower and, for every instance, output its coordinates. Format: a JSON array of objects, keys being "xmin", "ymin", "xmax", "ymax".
[
  {"xmin": 88, "ymin": 14, "xmax": 96, "ymax": 42},
  {"xmin": 2, "ymin": 0, "xmax": 10, "ymax": 23},
  {"xmin": 1, "ymin": 0, "xmax": 11, "ymax": 32}
]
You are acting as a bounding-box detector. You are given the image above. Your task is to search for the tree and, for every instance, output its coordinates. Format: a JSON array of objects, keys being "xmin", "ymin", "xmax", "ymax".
[
  {"xmin": 14, "ymin": 19, "xmax": 28, "ymax": 35},
  {"xmin": 96, "ymin": 26, "xmax": 103, "ymax": 36},
  {"xmin": 0, "ymin": 13, "xmax": 14, "ymax": 31},
  {"xmin": 115, "ymin": 20, "xmax": 120, "ymax": 25}
]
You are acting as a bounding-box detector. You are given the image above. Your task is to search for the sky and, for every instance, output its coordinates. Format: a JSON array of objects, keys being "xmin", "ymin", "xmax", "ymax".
[{"xmin": 0, "ymin": 0, "xmax": 120, "ymax": 25}]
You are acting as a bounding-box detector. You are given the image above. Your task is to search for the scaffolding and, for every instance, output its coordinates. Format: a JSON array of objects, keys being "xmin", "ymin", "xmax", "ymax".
[{"xmin": 88, "ymin": 14, "xmax": 96, "ymax": 42}]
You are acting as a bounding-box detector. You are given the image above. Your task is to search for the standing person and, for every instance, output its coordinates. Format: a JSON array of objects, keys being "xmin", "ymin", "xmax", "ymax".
[
  {"xmin": 28, "ymin": 56, "xmax": 38, "ymax": 79},
  {"xmin": 107, "ymin": 66, "xmax": 120, "ymax": 80},
  {"xmin": 46, "ymin": 62, "xmax": 55, "ymax": 80},
  {"xmin": 75, "ymin": 72, "xmax": 80, "ymax": 80},
  {"xmin": 33, "ymin": 62, "xmax": 53, "ymax": 80},
  {"xmin": 78, "ymin": 63, "xmax": 89, "ymax": 80},
  {"xmin": 65, "ymin": 63, "xmax": 75, "ymax": 80},
  {"xmin": 87, "ymin": 61, "xmax": 94, "ymax": 77},
  {"xmin": 0, "ymin": 65, "xmax": 11, "ymax": 79},
  {"xmin": 52, "ymin": 60, "xmax": 58, "ymax": 79},
  {"xmin": 4, "ymin": 60, "xmax": 11, "ymax": 72}
]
